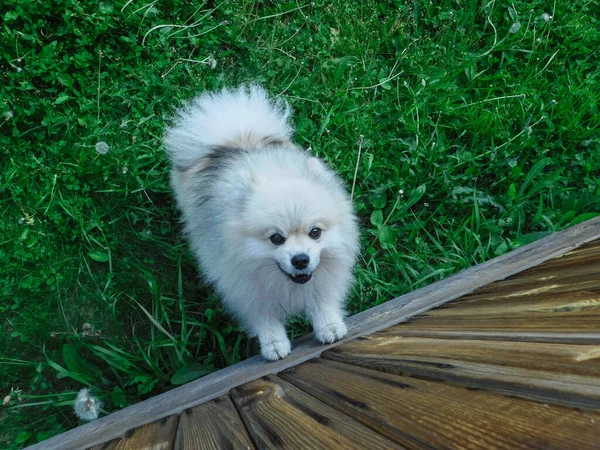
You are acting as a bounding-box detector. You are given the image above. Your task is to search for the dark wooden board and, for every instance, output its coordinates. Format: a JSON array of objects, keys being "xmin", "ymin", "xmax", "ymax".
[
  {"xmin": 114, "ymin": 415, "xmax": 178, "ymax": 450},
  {"xmin": 281, "ymin": 358, "xmax": 600, "ymax": 450},
  {"xmin": 505, "ymin": 239, "xmax": 600, "ymax": 274},
  {"xmin": 325, "ymin": 336, "xmax": 600, "ymax": 376},
  {"xmin": 464, "ymin": 251, "xmax": 600, "ymax": 299},
  {"xmin": 433, "ymin": 289, "xmax": 600, "ymax": 316},
  {"xmin": 323, "ymin": 336, "xmax": 600, "ymax": 409},
  {"xmin": 402, "ymin": 311, "xmax": 599, "ymax": 332},
  {"xmin": 86, "ymin": 440, "xmax": 120, "ymax": 450},
  {"xmin": 174, "ymin": 395, "xmax": 255, "ymax": 450},
  {"xmin": 452, "ymin": 275, "xmax": 600, "ymax": 303},
  {"xmin": 230, "ymin": 375, "xmax": 403, "ymax": 450},
  {"xmin": 26, "ymin": 218, "xmax": 600, "ymax": 450},
  {"xmin": 370, "ymin": 329, "xmax": 600, "ymax": 344}
]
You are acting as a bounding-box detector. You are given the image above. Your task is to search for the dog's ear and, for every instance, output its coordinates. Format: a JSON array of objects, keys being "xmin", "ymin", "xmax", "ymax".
[{"xmin": 306, "ymin": 157, "xmax": 327, "ymax": 175}]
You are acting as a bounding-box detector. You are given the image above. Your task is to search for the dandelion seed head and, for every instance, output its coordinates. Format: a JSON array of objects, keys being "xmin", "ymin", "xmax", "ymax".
[
  {"xmin": 3, "ymin": 110, "xmax": 13, "ymax": 120},
  {"xmin": 208, "ymin": 56, "xmax": 217, "ymax": 69},
  {"xmin": 541, "ymin": 13, "xmax": 552, "ymax": 23},
  {"xmin": 509, "ymin": 22, "xmax": 521, "ymax": 34},
  {"xmin": 95, "ymin": 141, "xmax": 110, "ymax": 155},
  {"xmin": 16, "ymin": 67, "xmax": 22, "ymax": 73},
  {"xmin": 74, "ymin": 388, "xmax": 101, "ymax": 421}
]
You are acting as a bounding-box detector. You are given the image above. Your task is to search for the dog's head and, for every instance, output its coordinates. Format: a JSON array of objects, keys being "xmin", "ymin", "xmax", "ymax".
[{"xmin": 229, "ymin": 156, "xmax": 359, "ymax": 285}]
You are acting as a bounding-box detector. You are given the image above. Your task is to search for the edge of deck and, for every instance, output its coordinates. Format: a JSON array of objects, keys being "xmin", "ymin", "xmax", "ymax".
[{"xmin": 28, "ymin": 216, "xmax": 600, "ymax": 450}]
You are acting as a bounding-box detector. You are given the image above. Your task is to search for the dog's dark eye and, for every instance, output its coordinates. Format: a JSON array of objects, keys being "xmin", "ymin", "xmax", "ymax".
[
  {"xmin": 270, "ymin": 233, "xmax": 285, "ymax": 245},
  {"xmin": 309, "ymin": 228, "xmax": 322, "ymax": 239}
]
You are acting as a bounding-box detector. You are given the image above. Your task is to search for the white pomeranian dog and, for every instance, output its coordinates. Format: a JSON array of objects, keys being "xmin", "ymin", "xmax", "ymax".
[{"xmin": 164, "ymin": 85, "xmax": 359, "ymax": 361}]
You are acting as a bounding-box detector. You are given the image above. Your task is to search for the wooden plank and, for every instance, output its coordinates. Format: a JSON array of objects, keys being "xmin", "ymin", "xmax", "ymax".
[
  {"xmin": 325, "ymin": 336, "xmax": 600, "ymax": 377},
  {"xmin": 384, "ymin": 330, "xmax": 600, "ymax": 344},
  {"xmin": 401, "ymin": 311, "xmax": 599, "ymax": 332},
  {"xmin": 173, "ymin": 395, "xmax": 254, "ymax": 450},
  {"xmin": 281, "ymin": 358, "xmax": 600, "ymax": 450},
  {"xmin": 498, "ymin": 254, "xmax": 600, "ymax": 280},
  {"xmin": 562, "ymin": 239, "xmax": 600, "ymax": 254},
  {"xmin": 429, "ymin": 289, "xmax": 600, "ymax": 316},
  {"xmin": 114, "ymin": 415, "xmax": 179, "ymax": 450},
  {"xmin": 464, "ymin": 246, "xmax": 600, "ymax": 298},
  {"xmin": 86, "ymin": 440, "xmax": 120, "ymax": 450},
  {"xmin": 322, "ymin": 336, "xmax": 600, "ymax": 409},
  {"xmin": 230, "ymin": 374, "xmax": 402, "ymax": 450},
  {"xmin": 457, "ymin": 273, "xmax": 600, "ymax": 301},
  {"xmin": 26, "ymin": 218, "xmax": 600, "ymax": 450},
  {"xmin": 524, "ymin": 239, "xmax": 600, "ymax": 270}
]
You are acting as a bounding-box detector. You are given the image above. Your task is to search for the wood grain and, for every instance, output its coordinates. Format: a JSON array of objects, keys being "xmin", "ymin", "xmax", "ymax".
[
  {"xmin": 86, "ymin": 440, "xmax": 120, "ymax": 450},
  {"xmin": 507, "ymin": 239, "xmax": 600, "ymax": 273},
  {"xmin": 322, "ymin": 336, "xmax": 600, "ymax": 409},
  {"xmin": 400, "ymin": 311, "xmax": 599, "ymax": 332},
  {"xmin": 230, "ymin": 375, "xmax": 403, "ymax": 450},
  {"xmin": 464, "ymin": 252, "xmax": 600, "ymax": 299},
  {"xmin": 26, "ymin": 218, "xmax": 600, "ymax": 450},
  {"xmin": 450, "ymin": 275, "xmax": 600, "ymax": 303},
  {"xmin": 326, "ymin": 336, "xmax": 600, "ymax": 376},
  {"xmin": 432, "ymin": 289, "xmax": 600, "ymax": 316},
  {"xmin": 173, "ymin": 395, "xmax": 254, "ymax": 450},
  {"xmin": 113, "ymin": 415, "xmax": 178, "ymax": 450},
  {"xmin": 281, "ymin": 358, "xmax": 600, "ymax": 449},
  {"xmin": 375, "ymin": 329, "xmax": 600, "ymax": 344}
]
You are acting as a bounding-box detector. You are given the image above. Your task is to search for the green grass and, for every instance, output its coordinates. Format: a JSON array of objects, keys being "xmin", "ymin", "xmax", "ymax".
[{"xmin": 1, "ymin": 0, "xmax": 599, "ymax": 446}]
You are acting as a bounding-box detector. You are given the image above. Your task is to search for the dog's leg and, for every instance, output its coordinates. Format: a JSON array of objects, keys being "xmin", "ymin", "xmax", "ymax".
[
  {"xmin": 251, "ymin": 319, "xmax": 291, "ymax": 361},
  {"xmin": 307, "ymin": 302, "xmax": 348, "ymax": 344}
]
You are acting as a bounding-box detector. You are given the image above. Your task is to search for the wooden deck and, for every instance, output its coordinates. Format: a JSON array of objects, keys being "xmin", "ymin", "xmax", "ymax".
[{"xmin": 29, "ymin": 218, "xmax": 600, "ymax": 450}]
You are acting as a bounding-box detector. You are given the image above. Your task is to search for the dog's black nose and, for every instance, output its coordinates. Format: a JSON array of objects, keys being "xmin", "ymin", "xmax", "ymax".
[{"xmin": 291, "ymin": 253, "xmax": 310, "ymax": 270}]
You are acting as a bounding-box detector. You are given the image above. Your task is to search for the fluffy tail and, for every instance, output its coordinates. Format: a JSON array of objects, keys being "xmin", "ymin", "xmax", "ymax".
[{"xmin": 164, "ymin": 85, "xmax": 293, "ymax": 169}]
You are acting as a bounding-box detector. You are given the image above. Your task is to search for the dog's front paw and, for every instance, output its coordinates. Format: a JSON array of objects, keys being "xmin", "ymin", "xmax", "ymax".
[
  {"xmin": 315, "ymin": 319, "xmax": 347, "ymax": 344},
  {"xmin": 260, "ymin": 337, "xmax": 291, "ymax": 361}
]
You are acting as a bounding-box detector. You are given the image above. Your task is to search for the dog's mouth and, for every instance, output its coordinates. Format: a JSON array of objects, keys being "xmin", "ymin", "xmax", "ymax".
[
  {"xmin": 278, "ymin": 265, "xmax": 312, "ymax": 284},
  {"xmin": 288, "ymin": 272, "xmax": 312, "ymax": 284}
]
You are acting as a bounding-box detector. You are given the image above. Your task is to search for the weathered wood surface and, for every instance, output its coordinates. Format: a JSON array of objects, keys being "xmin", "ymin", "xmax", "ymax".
[
  {"xmin": 281, "ymin": 358, "xmax": 600, "ymax": 449},
  {"xmin": 174, "ymin": 395, "xmax": 255, "ymax": 450},
  {"xmin": 499, "ymin": 238, "xmax": 600, "ymax": 274},
  {"xmin": 431, "ymin": 289, "xmax": 600, "ymax": 316},
  {"xmin": 386, "ymin": 330, "xmax": 600, "ymax": 344},
  {"xmin": 86, "ymin": 440, "xmax": 120, "ymax": 450},
  {"xmin": 403, "ymin": 312, "xmax": 598, "ymax": 332},
  {"xmin": 27, "ymin": 217, "xmax": 600, "ymax": 450},
  {"xmin": 325, "ymin": 336, "xmax": 600, "ymax": 377},
  {"xmin": 230, "ymin": 375, "xmax": 402, "ymax": 449},
  {"xmin": 323, "ymin": 336, "xmax": 600, "ymax": 409},
  {"xmin": 113, "ymin": 415, "xmax": 178, "ymax": 450},
  {"xmin": 393, "ymin": 241, "xmax": 600, "ymax": 337}
]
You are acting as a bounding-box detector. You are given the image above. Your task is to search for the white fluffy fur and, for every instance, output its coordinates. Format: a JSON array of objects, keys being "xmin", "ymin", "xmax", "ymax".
[
  {"xmin": 164, "ymin": 85, "xmax": 359, "ymax": 361},
  {"xmin": 164, "ymin": 85, "xmax": 292, "ymax": 168}
]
